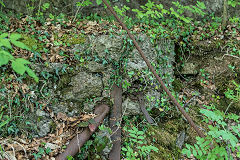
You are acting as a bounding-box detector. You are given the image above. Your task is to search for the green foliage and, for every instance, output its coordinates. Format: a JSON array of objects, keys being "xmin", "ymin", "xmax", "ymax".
[
  {"xmin": 36, "ymin": 2, "xmax": 50, "ymax": 17},
  {"xmin": 93, "ymin": 125, "xmax": 112, "ymax": 153},
  {"xmin": 122, "ymin": 126, "xmax": 158, "ymax": 160},
  {"xmin": 0, "ymin": 0, "xmax": 5, "ymax": 7},
  {"xmin": 114, "ymin": 5, "xmax": 130, "ymax": 17},
  {"xmin": 95, "ymin": 0, "xmax": 110, "ymax": 8},
  {"xmin": 228, "ymin": 0, "xmax": 240, "ymax": 7},
  {"xmin": 66, "ymin": 155, "xmax": 74, "ymax": 160},
  {"xmin": 224, "ymin": 80, "xmax": 240, "ymax": 102},
  {"xmin": 182, "ymin": 103, "xmax": 240, "ymax": 160},
  {"xmin": 26, "ymin": 0, "xmax": 36, "ymax": 16},
  {"xmin": 131, "ymin": 0, "xmax": 206, "ymax": 24},
  {"xmin": 0, "ymin": 107, "xmax": 11, "ymax": 130},
  {"xmin": 77, "ymin": 140, "xmax": 93, "ymax": 159},
  {"xmin": 76, "ymin": 0, "xmax": 92, "ymax": 7},
  {"xmin": 0, "ymin": 33, "xmax": 39, "ymax": 82},
  {"xmin": 32, "ymin": 146, "xmax": 51, "ymax": 160}
]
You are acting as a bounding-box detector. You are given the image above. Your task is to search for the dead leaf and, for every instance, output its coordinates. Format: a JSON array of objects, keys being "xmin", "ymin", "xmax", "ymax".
[
  {"xmin": 80, "ymin": 114, "xmax": 96, "ymax": 121},
  {"xmin": 57, "ymin": 112, "xmax": 68, "ymax": 121}
]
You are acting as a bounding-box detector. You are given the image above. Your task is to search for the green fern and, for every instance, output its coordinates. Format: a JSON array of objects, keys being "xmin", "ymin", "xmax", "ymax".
[
  {"xmin": 182, "ymin": 104, "xmax": 240, "ymax": 160},
  {"xmin": 0, "ymin": 33, "xmax": 39, "ymax": 82}
]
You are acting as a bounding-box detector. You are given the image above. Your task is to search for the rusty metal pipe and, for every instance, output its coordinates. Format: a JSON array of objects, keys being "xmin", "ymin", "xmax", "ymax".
[
  {"xmin": 109, "ymin": 84, "xmax": 122, "ymax": 160},
  {"xmin": 102, "ymin": 0, "xmax": 205, "ymax": 138},
  {"xmin": 56, "ymin": 104, "xmax": 110, "ymax": 160}
]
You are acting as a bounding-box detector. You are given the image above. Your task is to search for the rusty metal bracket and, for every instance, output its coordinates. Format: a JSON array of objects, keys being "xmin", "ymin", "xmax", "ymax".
[{"xmin": 102, "ymin": 0, "xmax": 205, "ymax": 138}]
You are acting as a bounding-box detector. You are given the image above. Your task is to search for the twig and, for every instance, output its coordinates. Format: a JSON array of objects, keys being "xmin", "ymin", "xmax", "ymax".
[
  {"xmin": 13, "ymin": 141, "xmax": 28, "ymax": 158},
  {"xmin": 224, "ymin": 101, "xmax": 233, "ymax": 115},
  {"xmin": 72, "ymin": 0, "xmax": 84, "ymax": 23},
  {"xmin": 215, "ymin": 53, "xmax": 240, "ymax": 61},
  {"xmin": 40, "ymin": 80, "xmax": 47, "ymax": 98},
  {"xmin": 8, "ymin": 94, "xmax": 11, "ymax": 118},
  {"xmin": 183, "ymin": 95, "xmax": 197, "ymax": 108},
  {"xmin": 38, "ymin": 0, "xmax": 42, "ymax": 15}
]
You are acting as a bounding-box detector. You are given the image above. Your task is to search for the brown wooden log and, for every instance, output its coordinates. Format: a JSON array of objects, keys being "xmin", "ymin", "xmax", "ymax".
[
  {"xmin": 56, "ymin": 104, "xmax": 110, "ymax": 160},
  {"xmin": 109, "ymin": 84, "xmax": 122, "ymax": 160}
]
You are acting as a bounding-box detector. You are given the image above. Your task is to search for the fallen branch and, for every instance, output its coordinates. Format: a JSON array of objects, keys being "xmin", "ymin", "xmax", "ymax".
[
  {"xmin": 56, "ymin": 104, "xmax": 110, "ymax": 160},
  {"xmin": 109, "ymin": 84, "xmax": 122, "ymax": 160}
]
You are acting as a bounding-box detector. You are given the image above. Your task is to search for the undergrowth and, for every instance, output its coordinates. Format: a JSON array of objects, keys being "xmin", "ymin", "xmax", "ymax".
[{"xmin": 0, "ymin": 0, "xmax": 240, "ymax": 159}]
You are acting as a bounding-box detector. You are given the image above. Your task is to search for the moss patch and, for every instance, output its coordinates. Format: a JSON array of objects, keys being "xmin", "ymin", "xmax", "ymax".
[
  {"xmin": 54, "ymin": 33, "xmax": 85, "ymax": 46},
  {"xmin": 146, "ymin": 118, "xmax": 186, "ymax": 159},
  {"xmin": 21, "ymin": 34, "xmax": 43, "ymax": 52},
  {"xmin": 172, "ymin": 78, "xmax": 183, "ymax": 92}
]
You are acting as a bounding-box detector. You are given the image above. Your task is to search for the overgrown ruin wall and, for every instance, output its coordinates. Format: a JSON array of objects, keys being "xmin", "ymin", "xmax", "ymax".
[{"xmin": 22, "ymin": 33, "xmax": 175, "ymax": 137}]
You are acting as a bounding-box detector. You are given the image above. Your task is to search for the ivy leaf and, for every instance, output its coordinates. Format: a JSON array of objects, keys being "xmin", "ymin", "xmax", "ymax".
[
  {"xmin": 11, "ymin": 60, "xmax": 26, "ymax": 75},
  {"xmin": 10, "ymin": 40, "xmax": 30, "ymax": 50},
  {"xmin": 9, "ymin": 33, "xmax": 22, "ymax": 41},
  {"xmin": 0, "ymin": 39, "xmax": 12, "ymax": 49},
  {"xmin": 25, "ymin": 66, "xmax": 39, "ymax": 82}
]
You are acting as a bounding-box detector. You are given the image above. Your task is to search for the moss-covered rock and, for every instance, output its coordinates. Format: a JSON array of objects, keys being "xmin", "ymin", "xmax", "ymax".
[{"xmin": 60, "ymin": 71, "xmax": 103, "ymax": 102}]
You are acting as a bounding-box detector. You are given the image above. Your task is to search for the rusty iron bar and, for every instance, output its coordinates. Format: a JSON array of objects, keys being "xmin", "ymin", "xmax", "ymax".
[
  {"xmin": 102, "ymin": 0, "xmax": 205, "ymax": 138},
  {"xmin": 56, "ymin": 104, "xmax": 110, "ymax": 160},
  {"xmin": 109, "ymin": 84, "xmax": 122, "ymax": 160}
]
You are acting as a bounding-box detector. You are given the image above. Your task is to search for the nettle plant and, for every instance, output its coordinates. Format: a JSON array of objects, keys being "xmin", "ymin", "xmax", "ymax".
[
  {"xmin": 182, "ymin": 103, "xmax": 240, "ymax": 160},
  {"xmin": 0, "ymin": 33, "xmax": 39, "ymax": 82}
]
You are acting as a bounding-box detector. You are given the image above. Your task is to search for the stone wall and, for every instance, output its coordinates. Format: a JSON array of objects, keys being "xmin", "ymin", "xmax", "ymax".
[{"xmin": 26, "ymin": 33, "xmax": 175, "ymax": 137}]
